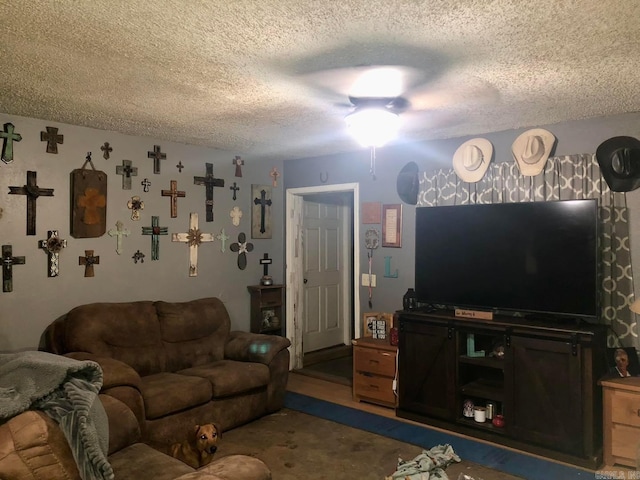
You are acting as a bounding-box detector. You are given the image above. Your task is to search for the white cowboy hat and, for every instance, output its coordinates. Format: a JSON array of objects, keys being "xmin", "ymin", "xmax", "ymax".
[
  {"xmin": 452, "ymin": 138, "xmax": 493, "ymax": 183},
  {"xmin": 511, "ymin": 128, "xmax": 557, "ymax": 176}
]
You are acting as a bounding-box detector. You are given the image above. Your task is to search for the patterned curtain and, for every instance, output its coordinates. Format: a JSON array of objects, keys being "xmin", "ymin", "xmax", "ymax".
[{"xmin": 418, "ymin": 153, "xmax": 638, "ymax": 349}]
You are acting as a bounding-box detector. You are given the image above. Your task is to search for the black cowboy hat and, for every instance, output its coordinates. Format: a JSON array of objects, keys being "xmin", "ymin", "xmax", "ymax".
[{"xmin": 596, "ymin": 136, "xmax": 640, "ymax": 192}]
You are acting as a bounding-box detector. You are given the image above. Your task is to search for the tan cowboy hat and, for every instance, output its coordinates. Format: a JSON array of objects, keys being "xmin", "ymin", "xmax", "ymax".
[
  {"xmin": 511, "ymin": 128, "xmax": 557, "ymax": 176},
  {"xmin": 452, "ymin": 138, "xmax": 493, "ymax": 183}
]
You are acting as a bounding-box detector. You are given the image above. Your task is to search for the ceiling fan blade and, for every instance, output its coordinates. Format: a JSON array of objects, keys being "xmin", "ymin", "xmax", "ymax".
[
  {"xmin": 301, "ymin": 65, "xmax": 425, "ymax": 100},
  {"xmin": 407, "ymin": 74, "xmax": 500, "ymax": 112}
]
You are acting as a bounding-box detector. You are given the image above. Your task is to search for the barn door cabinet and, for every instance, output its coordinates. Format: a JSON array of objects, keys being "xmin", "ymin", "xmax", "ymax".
[{"xmin": 397, "ymin": 310, "xmax": 607, "ymax": 469}]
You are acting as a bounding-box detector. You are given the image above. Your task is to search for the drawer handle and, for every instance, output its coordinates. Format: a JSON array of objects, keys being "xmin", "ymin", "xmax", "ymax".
[
  {"xmin": 368, "ymin": 384, "xmax": 379, "ymax": 390},
  {"xmin": 637, "ymin": 409, "xmax": 640, "ymax": 417},
  {"xmin": 368, "ymin": 360, "xmax": 379, "ymax": 365},
  {"xmin": 381, "ymin": 352, "xmax": 391, "ymax": 357}
]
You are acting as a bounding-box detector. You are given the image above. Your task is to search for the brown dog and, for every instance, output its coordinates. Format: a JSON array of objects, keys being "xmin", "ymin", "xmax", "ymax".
[{"xmin": 170, "ymin": 423, "xmax": 221, "ymax": 469}]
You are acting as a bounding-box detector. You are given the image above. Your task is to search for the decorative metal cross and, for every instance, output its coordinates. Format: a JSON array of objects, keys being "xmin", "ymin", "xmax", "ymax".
[
  {"xmin": 1, "ymin": 123, "xmax": 22, "ymax": 164},
  {"xmin": 127, "ymin": 196, "xmax": 144, "ymax": 220},
  {"xmin": 270, "ymin": 167, "xmax": 280, "ymax": 187},
  {"xmin": 216, "ymin": 228, "xmax": 229, "ymax": 252},
  {"xmin": 108, "ymin": 220, "xmax": 130, "ymax": 255},
  {"xmin": 39, "ymin": 230, "xmax": 67, "ymax": 277},
  {"xmin": 9, "ymin": 171, "xmax": 55, "ymax": 235},
  {"xmin": 176, "ymin": 161, "xmax": 184, "ymax": 173},
  {"xmin": 141, "ymin": 178, "xmax": 151, "ymax": 192},
  {"xmin": 229, "ymin": 232, "xmax": 254, "ymax": 270},
  {"xmin": 260, "ymin": 253, "xmax": 272, "ymax": 277},
  {"xmin": 230, "ymin": 206, "xmax": 243, "ymax": 226},
  {"xmin": 253, "ymin": 188, "xmax": 272, "ymax": 234},
  {"xmin": 141, "ymin": 216, "xmax": 168, "ymax": 260},
  {"xmin": 161, "ymin": 180, "xmax": 186, "ymax": 218},
  {"xmin": 101, "ymin": 141, "xmax": 113, "ymax": 159},
  {"xmin": 193, "ymin": 163, "xmax": 225, "ymax": 222},
  {"xmin": 2, "ymin": 245, "xmax": 26, "ymax": 292},
  {"xmin": 147, "ymin": 144, "xmax": 166, "ymax": 174},
  {"xmin": 116, "ymin": 159, "xmax": 138, "ymax": 189},
  {"xmin": 230, "ymin": 182, "xmax": 240, "ymax": 201},
  {"xmin": 172, "ymin": 212, "xmax": 215, "ymax": 277},
  {"xmin": 79, "ymin": 250, "xmax": 100, "ymax": 277},
  {"xmin": 40, "ymin": 126, "xmax": 64, "ymax": 154},
  {"xmin": 233, "ymin": 156, "xmax": 244, "ymax": 177},
  {"xmin": 132, "ymin": 250, "xmax": 145, "ymax": 264}
]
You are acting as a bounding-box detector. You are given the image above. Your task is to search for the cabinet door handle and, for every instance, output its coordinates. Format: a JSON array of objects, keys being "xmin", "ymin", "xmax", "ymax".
[
  {"xmin": 637, "ymin": 409, "xmax": 640, "ymax": 417},
  {"xmin": 380, "ymin": 352, "xmax": 391, "ymax": 357}
]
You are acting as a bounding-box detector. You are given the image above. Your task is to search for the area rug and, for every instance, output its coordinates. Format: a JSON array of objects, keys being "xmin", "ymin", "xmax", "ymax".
[
  {"xmin": 216, "ymin": 408, "xmax": 523, "ymax": 480},
  {"xmin": 284, "ymin": 392, "xmax": 596, "ymax": 480}
]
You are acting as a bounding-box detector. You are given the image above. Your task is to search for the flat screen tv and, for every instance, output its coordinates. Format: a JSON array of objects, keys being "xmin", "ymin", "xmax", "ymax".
[{"xmin": 414, "ymin": 199, "xmax": 599, "ymax": 321}]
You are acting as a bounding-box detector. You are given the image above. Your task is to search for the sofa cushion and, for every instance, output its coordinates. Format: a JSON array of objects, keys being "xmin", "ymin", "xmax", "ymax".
[
  {"xmin": 155, "ymin": 298, "xmax": 230, "ymax": 372},
  {"xmin": 141, "ymin": 373, "xmax": 212, "ymax": 419},
  {"xmin": 179, "ymin": 360, "xmax": 270, "ymax": 398},
  {"xmin": 100, "ymin": 394, "xmax": 141, "ymax": 455},
  {"xmin": 109, "ymin": 442, "xmax": 193, "ymax": 480},
  {"xmin": 64, "ymin": 301, "xmax": 165, "ymax": 376},
  {"xmin": 177, "ymin": 455, "xmax": 272, "ymax": 480}
]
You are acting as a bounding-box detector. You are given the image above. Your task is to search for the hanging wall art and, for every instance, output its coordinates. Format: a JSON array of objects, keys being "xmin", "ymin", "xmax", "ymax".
[
  {"xmin": 70, "ymin": 153, "xmax": 107, "ymax": 238},
  {"xmin": 251, "ymin": 184, "xmax": 272, "ymax": 239}
]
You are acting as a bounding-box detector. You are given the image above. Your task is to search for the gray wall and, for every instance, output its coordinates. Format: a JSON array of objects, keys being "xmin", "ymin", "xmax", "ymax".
[
  {"xmin": 284, "ymin": 111, "xmax": 640, "ymax": 324},
  {"xmin": 0, "ymin": 113, "xmax": 284, "ymax": 352}
]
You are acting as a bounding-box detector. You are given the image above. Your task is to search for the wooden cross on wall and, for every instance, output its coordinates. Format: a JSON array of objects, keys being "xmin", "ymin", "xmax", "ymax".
[
  {"xmin": 2, "ymin": 245, "xmax": 26, "ymax": 292},
  {"xmin": 260, "ymin": 253, "xmax": 272, "ymax": 277},
  {"xmin": 233, "ymin": 156, "xmax": 244, "ymax": 177},
  {"xmin": 79, "ymin": 250, "xmax": 100, "ymax": 277},
  {"xmin": 1, "ymin": 123, "xmax": 22, "ymax": 164},
  {"xmin": 8, "ymin": 171, "xmax": 55, "ymax": 235},
  {"xmin": 270, "ymin": 167, "xmax": 280, "ymax": 187},
  {"xmin": 101, "ymin": 142, "xmax": 113, "ymax": 159},
  {"xmin": 40, "ymin": 126, "xmax": 64, "ymax": 154},
  {"xmin": 193, "ymin": 163, "xmax": 225, "ymax": 222},
  {"xmin": 172, "ymin": 212, "xmax": 214, "ymax": 277},
  {"xmin": 39, "ymin": 230, "xmax": 67, "ymax": 277},
  {"xmin": 161, "ymin": 180, "xmax": 186, "ymax": 218},
  {"xmin": 147, "ymin": 145, "xmax": 166, "ymax": 174},
  {"xmin": 141, "ymin": 216, "xmax": 168, "ymax": 260},
  {"xmin": 141, "ymin": 178, "xmax": 151, "ymax": 192},
  {"xmin": 116, "ymin": 160, "xmax": 138, "ymax": 189}
]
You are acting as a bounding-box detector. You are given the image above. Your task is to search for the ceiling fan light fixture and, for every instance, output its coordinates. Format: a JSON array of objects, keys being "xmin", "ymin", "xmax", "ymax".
[{"xmin": 345, "ymin": 107, "xmax": 400, "ymax": 148}]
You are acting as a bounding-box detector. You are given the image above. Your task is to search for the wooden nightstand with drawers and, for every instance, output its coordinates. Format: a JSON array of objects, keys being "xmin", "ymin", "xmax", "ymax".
[
  {"xmin": 352, "ymin": 337, "xmax": 398, "ymax": 408},
  {"xmin": 601, "ymin": 376, "xmax": 640, "ymax": 468}
]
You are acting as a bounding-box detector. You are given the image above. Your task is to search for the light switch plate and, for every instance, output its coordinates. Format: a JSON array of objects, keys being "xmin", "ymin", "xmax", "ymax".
[{"xmin": 361, "ymin": 273, "xmax": 377, "ymax": 287}]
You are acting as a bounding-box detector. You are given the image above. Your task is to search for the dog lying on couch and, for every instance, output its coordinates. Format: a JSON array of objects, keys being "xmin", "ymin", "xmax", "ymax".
[{"xmin": 171, "ymin": 423, "xmax": 221, "ymax": 469}]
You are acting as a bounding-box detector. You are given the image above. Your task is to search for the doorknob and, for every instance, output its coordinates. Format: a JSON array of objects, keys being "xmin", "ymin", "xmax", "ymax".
[{"xmin": 303, "ymin": 278, "xmax": 308, "ymax": 284}]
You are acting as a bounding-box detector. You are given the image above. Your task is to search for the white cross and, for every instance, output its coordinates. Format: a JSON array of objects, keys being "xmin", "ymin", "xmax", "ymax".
[
  {"xmin": 230, "ymin": 206, "xmax": 243, "ymax": 226},
  {"xmin": 108, "ymin": 220, "xmax": 131, "ymax": 255},
  {"xmin": 172, "ymin": 212, "xmax": 214, "ymax": 277}
]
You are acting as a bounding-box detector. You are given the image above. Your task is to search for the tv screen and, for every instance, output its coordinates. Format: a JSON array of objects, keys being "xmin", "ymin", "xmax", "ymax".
[{"xmin": 415, "ymin": 199, "xmax": 599, "ymax": 320}]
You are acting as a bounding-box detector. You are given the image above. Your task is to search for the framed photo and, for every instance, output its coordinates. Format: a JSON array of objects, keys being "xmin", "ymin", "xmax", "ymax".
[
  {"xmin": 382, "ymin": 204, "xmax": 402, "ymax": 247},
  {"xmin": 362, "ymin": 312, "xmax": 391, "ymax": 340}
]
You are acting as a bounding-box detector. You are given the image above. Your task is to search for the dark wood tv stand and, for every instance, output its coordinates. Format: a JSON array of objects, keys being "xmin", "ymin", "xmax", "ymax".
[{"xmin": 396, "ymin": 309, "xmax": 607, "ymax": 469}]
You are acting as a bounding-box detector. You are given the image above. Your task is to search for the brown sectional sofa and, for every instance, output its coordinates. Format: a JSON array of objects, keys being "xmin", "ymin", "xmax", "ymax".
[
  {"xmin": 0, "ymin": 393, "xmax": 272, "ymax": 480},
  {"xmin": 41, "ymin": 297, "xmax": 291, "ymax": 447}
]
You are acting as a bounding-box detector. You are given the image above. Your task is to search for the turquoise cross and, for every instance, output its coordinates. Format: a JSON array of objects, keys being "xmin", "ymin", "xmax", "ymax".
[{"xmin": 1, "ymin": 123, "xmax": 22, "ymax": 164}]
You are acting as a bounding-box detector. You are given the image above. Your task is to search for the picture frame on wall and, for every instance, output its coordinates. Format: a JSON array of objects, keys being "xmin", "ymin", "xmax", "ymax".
[{"xmin": 382, "ymin": 204, "xmax": 402, "ymax": 247}]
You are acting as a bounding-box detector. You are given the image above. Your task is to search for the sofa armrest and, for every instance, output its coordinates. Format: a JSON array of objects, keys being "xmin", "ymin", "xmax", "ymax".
[
  {"xmin": 224, "ymin": 331, "xmax": 290, "ymax": 365},
  {"xmin": 64, "ymin": 352, "xmax": 141, "ymax": 390}
]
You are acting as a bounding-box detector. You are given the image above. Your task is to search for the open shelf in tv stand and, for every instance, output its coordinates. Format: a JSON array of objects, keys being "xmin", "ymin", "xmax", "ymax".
[{"xmin": 396, "ymin": 309, "xmax": 607, "ymax": 469}]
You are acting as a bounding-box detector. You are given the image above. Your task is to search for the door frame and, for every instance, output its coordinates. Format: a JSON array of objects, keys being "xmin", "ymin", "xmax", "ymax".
[{"xmin": 285, "ymin": 183, "xmax": 360, "ymax": 370}]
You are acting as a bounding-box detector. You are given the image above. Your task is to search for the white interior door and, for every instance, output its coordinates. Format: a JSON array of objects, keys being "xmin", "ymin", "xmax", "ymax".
[
  {"xmin": 302, "ymin": 199, "xmax": 346, "ymax": 353},
  {"xmin": 286, "ymin": 183, "xmax": 360, "ymax": 370}
]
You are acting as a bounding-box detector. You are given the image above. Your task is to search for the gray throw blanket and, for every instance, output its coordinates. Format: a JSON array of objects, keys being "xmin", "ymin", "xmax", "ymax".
[{"xmin": 0, "ymin": 351, "xmax": 114, "ymax": 480}]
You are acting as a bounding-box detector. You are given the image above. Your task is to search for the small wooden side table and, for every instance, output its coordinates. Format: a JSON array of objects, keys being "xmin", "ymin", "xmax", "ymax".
[
  {"xmin": 352, "ymin": 337, "xmax": 398, "ymax": 408},
  {"xmin": 600, "ymin": 376, "xmax": 640, "ymax": 468}
]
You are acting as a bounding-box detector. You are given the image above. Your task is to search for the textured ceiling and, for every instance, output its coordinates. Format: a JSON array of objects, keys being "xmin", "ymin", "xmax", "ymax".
[{"xmin": 1, "ymin": 1, "xmax": 639, "ymax": 163}]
